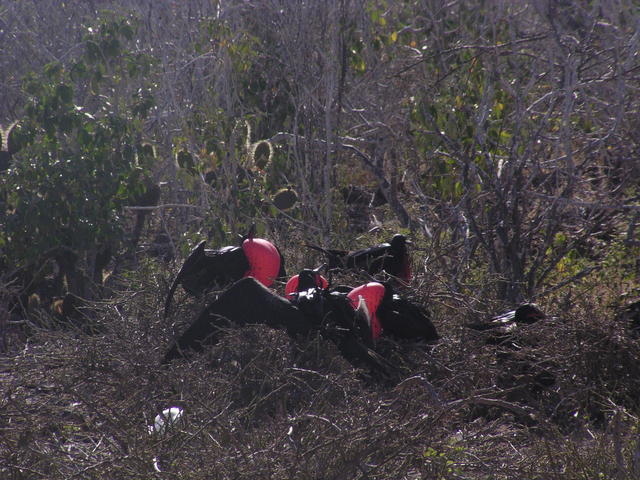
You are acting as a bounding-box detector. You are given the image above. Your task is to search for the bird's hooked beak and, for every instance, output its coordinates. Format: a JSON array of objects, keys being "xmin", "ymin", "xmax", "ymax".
[
  {"xmin": 313, "ymin": 263, "xmax": 327, "ymax": 273},
  {"xmin": 355, "ymin": 295, "xmax": 371, "ymax": 329},
  {"xmin": 348, "ymin": 282, "xmax": 386, "ymax": 340}
]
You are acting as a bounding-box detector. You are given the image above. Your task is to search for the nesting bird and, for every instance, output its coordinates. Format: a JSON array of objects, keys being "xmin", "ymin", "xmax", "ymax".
[
  {"xmin": 162, "ymin": 276, "xmax": 394, "ymax": 376},
  {"xmin": 289, "ymin": 282, "xmax": 395, "ymax": 375},
  {"xmin": 467, "ymin": 303, "xmax": 546, "ymax": 341},
  {"xmin": 284, "ymin": 267, "xmax": 329, "ymax": 299},
  {"xmin": 467, "ymin": 304, "xmax": 555, "ymax": 395},
  {"xmin": 162, "ymin": 230, "xmax": 437, "ymax": 379},
  {"xmin": 305, "ymin": 234, "xmax": 412, "ymax": 282},
  {"xmin": 346, "ymin": 282, "xmax": 439, "ymax": 343},
  {"xmin": 163, "ymin": 230, "xmax": 285, "ymax": 317},
  {"xmin": 286, "ymin": 273, "xmax": 438, "ymax": 345}
]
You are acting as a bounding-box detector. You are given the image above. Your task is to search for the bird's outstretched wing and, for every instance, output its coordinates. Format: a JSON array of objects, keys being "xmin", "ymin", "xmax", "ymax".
[
  {"xmin": 305, "ymin": 244, "xmax": 349, "ymax": 269},
  {"xmin": 162, "ymin": 277, "xmax": 311, "ymax": 364}
]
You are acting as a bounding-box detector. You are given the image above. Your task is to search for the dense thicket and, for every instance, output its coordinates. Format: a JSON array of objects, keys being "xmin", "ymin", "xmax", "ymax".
[{"xmin": 1, "ymin": 1, "xmax": 640, "ymax": 478}]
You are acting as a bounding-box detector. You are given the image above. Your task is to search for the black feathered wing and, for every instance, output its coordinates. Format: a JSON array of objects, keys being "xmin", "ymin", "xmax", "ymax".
[
  {"xmin": 289, "ymin": 289, "xmax": 395, "ymax": 376},
  {"xmin": 306, "ymin": 241, "xmax": 406, "ymax": 279},
  {"xmin": 163, "ymin": 241, "xmax": 250, "ymax": 317},
  {"xmin": 304, "ymin": 244, "xmax": 349, "ymax": 269},
  {"xmin": 345, "ymin": 243, "xmax": 392, "ymax": 274},
  {"xmin": 378, "ymin": 297, "xmax": 439, "ymax": 342},
  {"xmin": 163, "ymin": 277, "xmax": 311, "ymax": 363}
]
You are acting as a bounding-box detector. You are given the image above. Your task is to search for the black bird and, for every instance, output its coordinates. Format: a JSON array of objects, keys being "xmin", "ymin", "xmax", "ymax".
[
  {"xmin": 466, "ymin": 303, "xmax": 547, "ymax": 351},
  {"xmin": 468, "ymin": 304, "xmax": 555, "ymax": 399},
  {"xmin": 162, "ymin": 277, "xmax": 310, "ymax": 364},
  {"xmin": 467, "ymin": 303, "xmax": 551, "ymax": 370},
  {"xmin": 284, "ymin": 270, "xmax": 380, "ymax": 343},
  {"xmin": 284, "ymin": 267, "xmax": 328, "ymax": 299},
  {"xmin": 305, "ymin": 234, "xmax": 412, "ymax": 282},
  {"xmin": 496, "ymin": 303, "xmax": 546, "ymax": 325},
  {"xmin": 346, "ymin": 282, "xmax": 439, "ymax": 343},
  {"xmin": 290, "ymin": 285, "xmax": 395, "ymax": 375},
  {"xmin": 467, "ymin": 304, "xmax": 546, "ymax": 338},
  {"xmin": 164, "ymin": 233, "xmax": 286, "ymax": 317},
  {"xmin": 287, "ymin": 275, "xmax": 438, "ymax": 344},
  {"xmin": 163, "ymin": 277, "xmax": 395, "ymax": 377}
]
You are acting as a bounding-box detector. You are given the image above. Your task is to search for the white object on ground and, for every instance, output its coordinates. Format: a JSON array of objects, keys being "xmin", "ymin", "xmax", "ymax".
[{"xmin": 148, "ymin": 406, "xmax": 184, "ymax": 435}]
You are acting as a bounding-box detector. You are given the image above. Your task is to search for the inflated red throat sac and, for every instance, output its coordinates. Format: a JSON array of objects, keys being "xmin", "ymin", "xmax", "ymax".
[
  {"xmin": 241, "ymin": 238, "xmax": 282, "ymax": 288},
  {"xmin": 347, "ymin": 282, "xmax": 386, "ymax": 340}
]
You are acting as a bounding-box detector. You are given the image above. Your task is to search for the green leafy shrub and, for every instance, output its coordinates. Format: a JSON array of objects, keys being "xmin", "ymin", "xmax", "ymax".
[{"xmin": 1, "ymin": 16, "xmax": 156, "ymax": 282}]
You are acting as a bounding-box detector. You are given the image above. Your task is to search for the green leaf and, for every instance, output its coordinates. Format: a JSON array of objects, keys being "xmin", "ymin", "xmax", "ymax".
[
  {"xmin": 2, "ymin": 13, "xmax": 157, "ymax": 279},
  {"xmin": 77, "ymin": 127, "xmax": 92, "ymax": 147},
  {"xmin": 70, "ymin": 61, "xmax": 88, "ymax": 81},
  {"xmin": 85, "ymin": 40, "xmax": 100, "ymax": 63},
  {"xmin": 177, "ymin": 149, "xmax": 195, "ymax": 171},
  {"xmin": 104, "ymin": 37, "xmax": 121, "ymax": 57},
  {"xmin": 57, "ymin": 114, "xmax": 76, "ymax": 134},
  {"xmin": 119, "ymin": 22, "xmax": 134, "ymax": 41},
  {"xmin": 454, "ymin": 181, "xmax": 463, "ymax": 198},
  {"xmin": 56, "ymin": 84, "xmax": 74, "ymax": 104},
  {"xmin": 43, "ymin": 62, "xmax": 62, "ymax": 78},
  {"xmin": 352, "ymin": 55, "xmax": 366, "ymax": 74}
]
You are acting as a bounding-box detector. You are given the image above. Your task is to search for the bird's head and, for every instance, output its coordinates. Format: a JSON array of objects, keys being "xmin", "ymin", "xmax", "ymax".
[
  {"xmin": 389, "ymin": 235, "xmax": 412, "ymax": 282},
  {"xmin": 284, "ymin": 269, "xmax": 329, "ymax": 299},
  {"xmin": 390, "ymin": 234, "xmax": 411, "ymax": 250},
  {"xmin": 514, "ymin": 304, "xmax": 545, "ymax": 324}
]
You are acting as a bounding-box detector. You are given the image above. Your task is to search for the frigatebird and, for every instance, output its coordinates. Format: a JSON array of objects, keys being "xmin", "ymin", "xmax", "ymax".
[
  {"xmin": 305, "ymin": 234, "xmax": 412, "ymax": 282},
  {"xmin": 347, "ymin": 282, "xmax": 439, "ymax": 343},
  {"xmin": 467, "ymin": 304, "xmax": 555, "ymax": 395},
  {"xmin": 493, "ymin": 304, "xmax": 546, "ymax": 326},
  {"xmin": 289, "ymin": 285, "xmax": 395, "ymax": 374},
  {"xmin": 162, "ymin": 277, "xmax": 395, "ymax": 377},
  {"xmin": 284, "ymin": 267, "xmax": 328, "ymax": 299},
  {"xmin": 466, "ymin": 304, "xmax": 546, "ymax": 341},
  {"xmin": 287, "ymin": 273, "xmax": 438, "ymax": 344},
  {"xmin": 163, "ymin": 230, "xmax": 286, "ymax": 317}
]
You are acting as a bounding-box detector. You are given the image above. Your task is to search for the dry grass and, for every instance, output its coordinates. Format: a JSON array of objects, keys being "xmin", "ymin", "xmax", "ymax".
[{"xmin": 1, "ymin": 253, "xmax": 640, "ymax": 480}]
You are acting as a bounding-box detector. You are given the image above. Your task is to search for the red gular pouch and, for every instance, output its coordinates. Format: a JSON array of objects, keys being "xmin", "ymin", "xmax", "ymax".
[
  {"xmin": 347, "ymin": 282, "xmax": 386, "ymax": 341},
  {"xmin": 241, "ymin": 238, "xmax": 282, "ymax": 288},
  {"xmin": 284, "ymin": 270, "xmax": 329, "ymax": 300}
]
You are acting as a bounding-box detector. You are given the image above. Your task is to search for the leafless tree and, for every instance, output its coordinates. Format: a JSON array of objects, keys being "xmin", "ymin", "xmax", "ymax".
[{"xmin": 2, "ymin": 0, "xmax": 640, "ymax": 303}]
